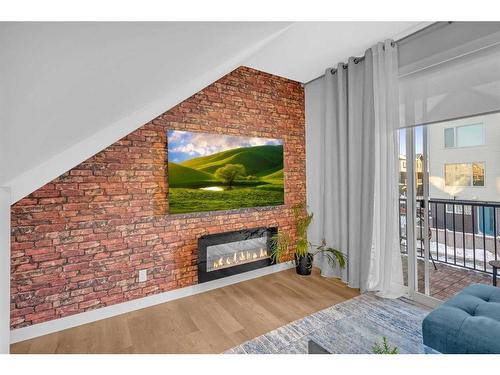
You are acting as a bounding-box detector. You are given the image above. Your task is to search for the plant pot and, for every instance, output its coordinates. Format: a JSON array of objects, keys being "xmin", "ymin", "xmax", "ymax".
[{"xmin": 295, "ymin": 253, "xmax": 313, "ymax": 276}]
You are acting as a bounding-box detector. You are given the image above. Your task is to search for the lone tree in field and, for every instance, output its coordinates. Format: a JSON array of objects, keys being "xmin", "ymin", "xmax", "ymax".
[{"xmin": 215, "ymin": 164, "xmax": 246, "ymax": 189}]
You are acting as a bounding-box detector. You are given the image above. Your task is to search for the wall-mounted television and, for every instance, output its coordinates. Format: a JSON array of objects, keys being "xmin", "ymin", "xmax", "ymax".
[{"xmin": 167, "ymin": 130, "xmax": 284, "ymax": 214}]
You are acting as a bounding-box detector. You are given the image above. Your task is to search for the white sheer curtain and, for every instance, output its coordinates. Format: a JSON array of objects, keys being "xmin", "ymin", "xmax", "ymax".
[
  {"xmin": 314, "ymin": 40, "xmax": 404, "ymax": 297},
  {"xmin": 366, "ymin": 41, "xmax": 405, "ymax": 298}
]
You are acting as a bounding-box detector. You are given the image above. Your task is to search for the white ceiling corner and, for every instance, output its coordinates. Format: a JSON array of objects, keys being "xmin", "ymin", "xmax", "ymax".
[{"xmin": 244, "ymin": 21, "xmax": 430, "ymax": 83}]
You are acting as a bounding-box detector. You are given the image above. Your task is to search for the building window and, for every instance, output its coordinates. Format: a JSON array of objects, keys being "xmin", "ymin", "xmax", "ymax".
[
  {"xmin": 472, "ymin": 162, "xmax": 485, "ymax": 186},
  {"xmin": 444, "ymin": 123, "xmax": 484, "ymax": 148},
  {"xmin": 444, "ymin": 128, "xmax": 455, "ymax": 148},
  {"xmin": 445, "ymin": 204, "xmax": 472, "ymax": 215},
  {"xmin": 444, "ymin": 162, "xmax": 485, "ymax": 187}
]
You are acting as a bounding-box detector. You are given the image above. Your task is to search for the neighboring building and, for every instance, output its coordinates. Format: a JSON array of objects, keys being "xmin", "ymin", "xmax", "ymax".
[{"xmin": 428, "ymin": 112, "xmax": 500, "ymax": 236}]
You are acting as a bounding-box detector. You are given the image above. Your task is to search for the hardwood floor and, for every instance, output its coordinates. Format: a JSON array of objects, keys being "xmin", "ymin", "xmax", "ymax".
[{"xmin": 11, "ymin": 268, "xmax": 359, "ymax": 354}]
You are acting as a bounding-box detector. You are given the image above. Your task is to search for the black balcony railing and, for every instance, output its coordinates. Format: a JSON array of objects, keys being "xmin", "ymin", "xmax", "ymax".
[{"xmin": 399, "ymin": 198, "xmax": 500, "ymax": 274}]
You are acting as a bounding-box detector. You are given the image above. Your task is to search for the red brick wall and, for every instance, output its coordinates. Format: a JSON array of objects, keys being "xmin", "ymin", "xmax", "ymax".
[{"xmin": 10, "ymin": 66, "xmax": 305, "ymax": 329}]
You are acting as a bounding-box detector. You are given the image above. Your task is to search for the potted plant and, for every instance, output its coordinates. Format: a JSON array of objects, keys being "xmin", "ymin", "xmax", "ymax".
[
  {"xmin": 270, "ymin": 203, "xmax": 346, "ymax": 276},
  {"xmin": 372, "ymin": 337, "xmax": 399, "ymax": 354}
]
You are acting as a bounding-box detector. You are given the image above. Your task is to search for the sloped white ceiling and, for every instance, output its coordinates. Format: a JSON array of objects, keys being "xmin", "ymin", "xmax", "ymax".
[
  {"xmin": 0, "ymin": 21, "xmax": 427, "ymax": 203},
  {"xmin": 245, "ymin": 22, "xmax": 428, "ymax": 83}
]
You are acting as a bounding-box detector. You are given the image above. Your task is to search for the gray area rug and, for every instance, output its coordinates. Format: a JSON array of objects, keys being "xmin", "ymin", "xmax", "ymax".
[{"xmin": 225, "ymin": 293, "xmax": 432, "ymax": 354}]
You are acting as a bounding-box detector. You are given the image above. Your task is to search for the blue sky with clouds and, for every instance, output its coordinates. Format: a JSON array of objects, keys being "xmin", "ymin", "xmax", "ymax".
[{"xmin": 167, "ymin": 130, "xmax": 283, "ymax": 163}]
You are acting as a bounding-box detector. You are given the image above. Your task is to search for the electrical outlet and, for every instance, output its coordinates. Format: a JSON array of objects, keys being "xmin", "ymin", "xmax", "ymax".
[{"xmin": 138, "ymin": 269, "xmax": 148, "ymax": 283}]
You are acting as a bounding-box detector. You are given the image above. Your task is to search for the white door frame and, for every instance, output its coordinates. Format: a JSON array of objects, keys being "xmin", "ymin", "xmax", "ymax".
[
  {"xmin": 405, "ymin": 128, "xmax": 441, "ymax": 308},
  {"xmin": 405, "ymin": 127, "xmax": 417, "ymax": 296}
]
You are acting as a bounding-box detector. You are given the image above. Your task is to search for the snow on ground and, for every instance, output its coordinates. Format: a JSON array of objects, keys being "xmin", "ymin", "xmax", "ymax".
[
  {"xmin": 420, "ymin": 242, "xmax": 496, "ymax": 270},
  {"xmin": 401, "ymin": 239, "xmax": 498, "ymax": 271}
]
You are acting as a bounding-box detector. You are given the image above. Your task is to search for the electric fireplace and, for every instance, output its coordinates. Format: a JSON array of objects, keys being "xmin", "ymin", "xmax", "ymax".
[{"xmin": 197, "ymin": 227, "xmax": 277, "ymax": 283}]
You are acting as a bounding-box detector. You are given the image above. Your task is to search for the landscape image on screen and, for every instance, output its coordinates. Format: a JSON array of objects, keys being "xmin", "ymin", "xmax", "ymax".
[{"xmin": 167, "ymin": 130, "xmax": 284, "ymax": 214}]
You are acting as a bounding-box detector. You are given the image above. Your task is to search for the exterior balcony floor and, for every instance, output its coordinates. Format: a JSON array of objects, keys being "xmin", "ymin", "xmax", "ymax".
[{"xmin": 402, "ymin": 255, "xmax": 494, "ymax": 301}]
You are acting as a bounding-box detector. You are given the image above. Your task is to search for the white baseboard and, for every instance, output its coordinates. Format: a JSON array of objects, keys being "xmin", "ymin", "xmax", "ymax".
[{"xmin": 10, "ymin": 262, "xmax": 294, "ymax": 344}]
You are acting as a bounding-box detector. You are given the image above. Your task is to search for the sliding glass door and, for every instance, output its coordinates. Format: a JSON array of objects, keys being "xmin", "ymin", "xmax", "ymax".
[
  {"xmin": 397, "ymin": 23, "xmax": 500, "ymax": 304},
  {"xmin": 400, "ymin": 126, "xmax": 431, "ymax": 304},
  {"xmin": 401, "ymin": 113, "xmax": 500, "ymax": 305},
  {"xmin": 400, "ymin": 125, "xmax": 439, "ymax": 305}
]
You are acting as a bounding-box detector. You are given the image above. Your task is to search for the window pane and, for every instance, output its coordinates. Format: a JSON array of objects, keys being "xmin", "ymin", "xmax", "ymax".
[
  {"xmin": 444, "ymin": 164, "xmax": 454, "ymax": 185},
  {"xmin": 456, "ymin": 124, "xmax": 483, "ymax": 147},
  {"xmin": 445, "ymin": 163, "xmax": 472, "ymax": 186},
  {"xmin": 472, "ymin": 162, "xmax": 485, "ymax": 186},
  {"xmin": 444, "ymin": 128, "xmax": 455, "ymax": 148},
  {"xmin": 446, "ymin": 204, "xmax": 464, "ymax": 214},
  {"xmin": 458, "ymin": 164, "xmax": 472, "ymax": 186}
]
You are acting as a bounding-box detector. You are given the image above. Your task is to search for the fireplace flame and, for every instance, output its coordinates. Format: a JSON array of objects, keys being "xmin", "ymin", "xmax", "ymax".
[{"xmin": 212, "ymin": 248, "xmax": 269, "ymax": 270}]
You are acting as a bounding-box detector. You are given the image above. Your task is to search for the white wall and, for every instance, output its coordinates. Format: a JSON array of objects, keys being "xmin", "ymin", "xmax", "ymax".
[
  {"xmin": 0, "ymin": 187, "xmax": 10, "ymax": 353},
  {"xmin": 428, "ymin": 112, "xmax": 500, "ymax": 202},
  {"xmin": 305, "ymin": 78, "xmax": 324, "ymax": 245}
]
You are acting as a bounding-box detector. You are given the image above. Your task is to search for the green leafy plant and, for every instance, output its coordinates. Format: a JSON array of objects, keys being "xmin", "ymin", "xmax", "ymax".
[
  {"xmin": 293, "ymin": 202, "xmax": 313, "ymax": 257},
  {"xmin": 313, "ymin": 240, "xmax": 346, "ymax": 270},
  {"xmin": 270, "ymin": 202, "xmax": 346, "ymax": 270},
  {"xmin": 372, "ymin": 337, "xmax": 399, "ymax": 354}
]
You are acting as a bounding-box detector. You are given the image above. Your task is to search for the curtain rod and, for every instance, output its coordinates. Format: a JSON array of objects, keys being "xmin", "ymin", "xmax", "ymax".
[{"xmin": 303, "ymin": 21, "xmax": 448, "ymax": 85}]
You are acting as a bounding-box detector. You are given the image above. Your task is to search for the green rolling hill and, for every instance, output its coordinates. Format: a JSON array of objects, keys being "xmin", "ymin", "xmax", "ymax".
[
  {"xmin": 261, "ymin": 168, "xmax": 283, "ymax": 180},
  {"xmin": 168, "ymin": 162, "xmax": 215, "ymax": 187},
  {"xmin": 180, "ymin": 145, "xmax": 283, "ymax": 176}
]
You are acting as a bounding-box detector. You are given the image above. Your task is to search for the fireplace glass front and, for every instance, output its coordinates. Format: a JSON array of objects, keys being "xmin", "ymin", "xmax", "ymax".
[
  {"xmin": 206, "ymin": 236, "xmax": 269, "ymax": 272},
  {"xmin": 197, "ymin": 227, "xmax": 276, "ymax": 283}
]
